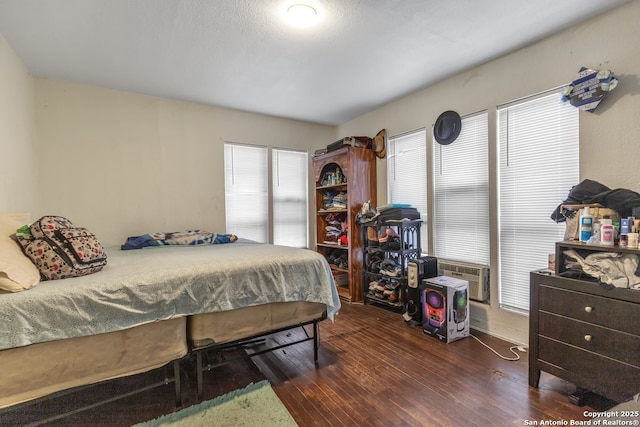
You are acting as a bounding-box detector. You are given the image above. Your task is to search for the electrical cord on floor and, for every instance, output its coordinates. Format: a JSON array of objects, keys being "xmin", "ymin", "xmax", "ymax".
[{"xmin": 470, "ymin": 333, "xmax": 522, "ymax": 361}]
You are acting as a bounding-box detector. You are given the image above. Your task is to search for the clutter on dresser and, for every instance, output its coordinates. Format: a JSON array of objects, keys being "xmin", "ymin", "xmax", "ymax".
[
  {"xmin": 554, "ymin": 240, "xmax": 640, "ymax": 290},
  {"xmin": 551, "ymin": 178, "xmax": 640, "ymax": 248}
]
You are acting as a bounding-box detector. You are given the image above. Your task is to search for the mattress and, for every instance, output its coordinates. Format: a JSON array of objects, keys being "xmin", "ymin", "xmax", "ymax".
[
  {"xmin": 188, "ymin": 301, "xmax": 327, "ymax": 349},
  {"xmin": 0, "ymin": 317, "xmax": 187, "ymax": 409},
  {"xmin": 0, "ymin": 242, "xmax": 340, "ymax": 350}
]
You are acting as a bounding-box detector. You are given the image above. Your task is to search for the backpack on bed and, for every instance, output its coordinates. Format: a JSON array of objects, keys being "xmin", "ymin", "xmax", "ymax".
[{"xmin": 19, "ymin": 215, "xmax": 107, "ymax": 280}]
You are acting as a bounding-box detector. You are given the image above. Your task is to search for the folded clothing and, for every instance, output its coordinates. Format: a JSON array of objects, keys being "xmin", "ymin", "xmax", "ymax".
[{"xmin": 122, "ymin": 230, "xmax": 236, "ymax": 250}]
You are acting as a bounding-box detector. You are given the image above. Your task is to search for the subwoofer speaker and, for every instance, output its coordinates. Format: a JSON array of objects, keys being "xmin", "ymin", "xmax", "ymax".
[{"xmin": 406, "ymin": 257, "xmax": 437, "ymax": 323}]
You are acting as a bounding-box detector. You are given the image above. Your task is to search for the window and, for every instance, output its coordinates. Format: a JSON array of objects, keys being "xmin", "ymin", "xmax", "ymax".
[
  {"xmin": 498, "ymin": 90, "xmax": 579, "ymax": 314},
  {"xmin": 224, "ymin": 142, "xmax": 268, "ymax": 243},
  {"xmin": 224, "ymin": 143, "xmax": 309, "ymax": 247},
  {"xmin": 272, "ymin": 148, "xmax": 308, "ymax": 248},
  {"xmin": 387, "ymin": 128, "xmax": 428, "ymax": 249},
  {"xmin": 433, "ymin": 111, "xmax": 489, "ymax": 265}
]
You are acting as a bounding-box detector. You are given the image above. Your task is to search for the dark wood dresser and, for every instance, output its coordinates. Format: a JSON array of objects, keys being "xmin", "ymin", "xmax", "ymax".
[{"xmin": 529, "ymin": 242, "xmax": 640, "ymax": 404}]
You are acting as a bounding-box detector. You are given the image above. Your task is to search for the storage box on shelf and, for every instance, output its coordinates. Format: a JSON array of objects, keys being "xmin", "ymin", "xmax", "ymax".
[
  {"xmin": 362, "ymin": 219, "xmax": 422, "ymax": 310},
  {"xmin": 529, "ymin": 241, "xmax": 640, "ymax": 404},
  {"xmin": 313, "ymin": 146, "xmax": 376, "ymax": 303}
]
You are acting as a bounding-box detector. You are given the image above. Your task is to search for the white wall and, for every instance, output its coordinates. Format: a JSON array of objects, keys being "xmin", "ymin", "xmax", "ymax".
[
  {"xmin": 337, "ymin": 1, "xmax": 640, "ymax": 344},
  {"xmin": 34, "ymin": 80, "xmax": 335, "ymax": 245},
  {"xmin": 0, "ymin": 35, "xmax": 37, "ymax": 216}
]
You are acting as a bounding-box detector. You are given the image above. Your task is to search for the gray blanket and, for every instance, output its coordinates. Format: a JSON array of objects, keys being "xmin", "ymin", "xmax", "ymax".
[{"xmin": 0, "ymin": 242, "xmax": 340, "ymax": 350}]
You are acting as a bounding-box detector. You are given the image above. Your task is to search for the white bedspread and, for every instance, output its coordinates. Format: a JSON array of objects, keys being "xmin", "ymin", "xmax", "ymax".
[{"xmin": 0, "ymin": 242, "xmax": 340, "ymax": 350}]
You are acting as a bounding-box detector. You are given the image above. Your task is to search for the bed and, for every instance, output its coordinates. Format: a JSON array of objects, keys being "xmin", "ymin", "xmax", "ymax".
[{"xmin": 0, "ymin": 238, "xmax": 340, "ymax": 412}]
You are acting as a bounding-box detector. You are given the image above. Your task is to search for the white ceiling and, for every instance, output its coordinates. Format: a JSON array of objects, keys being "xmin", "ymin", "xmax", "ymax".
[{"xmin": 0, "ymin": 0, "xmax": 631, "ymax": 126}]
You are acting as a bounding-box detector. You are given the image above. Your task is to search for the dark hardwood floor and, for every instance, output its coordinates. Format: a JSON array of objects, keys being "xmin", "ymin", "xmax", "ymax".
[
  {"xmin": 1, "ymin": 301, "xmax": 618, "ymax": 426},
  {"xmin": 258, "ymin": 302, "xmax": 616, "ymax": 426}
]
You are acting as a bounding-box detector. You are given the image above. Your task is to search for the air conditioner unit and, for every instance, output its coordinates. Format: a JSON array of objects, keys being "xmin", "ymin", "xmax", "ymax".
[{"xmin": 437, "ymin": 259, "xmax": 489, "ymax": 302}]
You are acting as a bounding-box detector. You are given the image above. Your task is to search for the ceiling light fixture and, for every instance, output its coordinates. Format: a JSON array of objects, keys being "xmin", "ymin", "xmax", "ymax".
[{"xmin": 286, "ymin": 3, "xmax": 319, "ymax": 28}]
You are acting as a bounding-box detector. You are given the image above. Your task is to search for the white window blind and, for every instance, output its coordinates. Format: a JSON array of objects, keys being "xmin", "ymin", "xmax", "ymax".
[
  {"xmin": 387, "ymin": 128, "xmax": 428, "ymax": 249},
  {"xmin": 273, "ymin": 148, "xmax": 308, "ymax": 248},
  {"xmin": 433, "ymin": 111, "xmax": 489, "ymax": 264},
  {"xmin": 224, "ymin": 142, "xmax": 268, "ymax": 243},
  {"xmin": 498, "ymin": 90, "xmax": 579, "ymax": 314}
]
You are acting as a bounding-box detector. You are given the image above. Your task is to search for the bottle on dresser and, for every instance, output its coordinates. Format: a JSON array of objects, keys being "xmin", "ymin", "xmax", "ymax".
[
  {"xmin": 600, "ymin": 216, "xmax": 614, "ymax": 246},
  {"xmin": 619, "ymin": 216, "xmax": 637, "ymax": 248},
  {"xmin": 579, "ymin": 206, "xmax": 593, "ymax": 242}
]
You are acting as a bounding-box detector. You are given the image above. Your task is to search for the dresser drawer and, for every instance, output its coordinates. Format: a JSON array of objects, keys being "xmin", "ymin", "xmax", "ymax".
[
  {"xmin": 539, "ymin": 284, "xmax": 638, "ymax": 335},
  {"xmin": 539, "ymin": 336, "xmax": 640, "ymax": 401},
  {"xmin": 539, "ymin": 311, "xmax": 640, "ymax": 366}
]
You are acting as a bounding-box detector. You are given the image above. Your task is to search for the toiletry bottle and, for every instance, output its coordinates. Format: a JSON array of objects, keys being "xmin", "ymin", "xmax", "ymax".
[
  {"xmin": 600, "ymin": 217, "xmax": 614, "ymax": 246},
  {"xmin": 579, "ymin": 207, "xmax": 593, "ymax": 242}
]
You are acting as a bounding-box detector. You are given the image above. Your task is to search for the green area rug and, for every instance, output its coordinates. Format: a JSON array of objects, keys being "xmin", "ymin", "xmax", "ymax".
[{"xmin": 132, "ymin": 380, "xmax": 297, "ymax": 427}]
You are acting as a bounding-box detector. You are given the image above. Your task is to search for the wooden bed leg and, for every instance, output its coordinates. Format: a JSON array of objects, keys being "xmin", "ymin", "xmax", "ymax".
[
  {"xmin": 173, "ymin": 359, "xmax": 182, "ymax": 407},
  {"xmin": 196, "ymin": 351, "xmax": 204, "ymax": 401}
]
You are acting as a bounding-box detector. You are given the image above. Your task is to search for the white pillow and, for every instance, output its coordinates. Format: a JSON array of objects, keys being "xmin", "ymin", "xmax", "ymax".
[{"xmin": 0, "ymin": 214, "xmax": 40, "ymax": 292}]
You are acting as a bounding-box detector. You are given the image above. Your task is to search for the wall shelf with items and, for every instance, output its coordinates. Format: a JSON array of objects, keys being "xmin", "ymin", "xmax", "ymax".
[
  {"xmin": 361, "ymin": 219, "xmax": 422, "ymax": 310},
  {"xmin": 312, "ymin": 146, "xmax": 376, "ymax": 303}
]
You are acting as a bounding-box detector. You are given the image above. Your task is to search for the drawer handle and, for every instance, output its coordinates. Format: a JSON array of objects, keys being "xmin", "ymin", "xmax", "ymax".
[
  {"xmin": 584, "ymin": 335, "xmax": 592, "ymax": 342},
  {"xmin": 584, "ymin": 306, "xmax": 593, "ymax": 313}
]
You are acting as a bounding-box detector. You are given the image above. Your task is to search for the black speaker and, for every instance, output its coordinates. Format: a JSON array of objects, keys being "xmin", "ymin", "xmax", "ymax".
[{"xmin": 405, "ymin": 257, "xmax": 437, "ymax": 323}]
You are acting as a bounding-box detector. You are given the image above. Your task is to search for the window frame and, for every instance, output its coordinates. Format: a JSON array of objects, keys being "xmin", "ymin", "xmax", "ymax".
[
  {"xmin": 432, "ymin": 111, "xmax": 490, "ymax": 265},
  {"xmin": 387, "ymin": 128, "xmax": 429, "ymax": 251},
  {"xmin": 272, "ymin": 147, "xmax": 309, "ymax": 248},
  {"xmin": 497, "ymin": 88, "xmax": 579, "ymax": 314},
  {"xmin": 224, "ymin": 142, "xmax": 269, "ymax": 243}
]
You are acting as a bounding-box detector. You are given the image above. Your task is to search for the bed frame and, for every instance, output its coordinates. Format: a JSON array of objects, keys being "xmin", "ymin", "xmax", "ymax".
[
  {"xmin": 0, "ymin": 241, "xmax": 338, "ymax": 423},
  {"xmin": 0, "ymin": 361, "xmax": 184, "ymax": 426},
  {"xmin": 0, "ymin": 317, "xmax": 187, "ymax": 424},
  {"xmin": 0, "ymin": 303, "xmax": 328, "ymax": 424},
  {"xmin": 192, "ymin": 308, "xmax": 326, "ymax": 400}
]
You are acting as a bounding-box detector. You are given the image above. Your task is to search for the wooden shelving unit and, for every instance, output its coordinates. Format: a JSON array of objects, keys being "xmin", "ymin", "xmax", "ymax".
[{"xmin": 312, "ymin": 146, "xmax": 376, "ymax": 303}]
